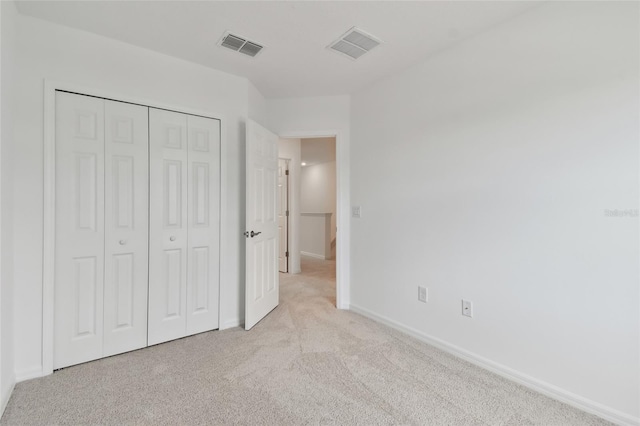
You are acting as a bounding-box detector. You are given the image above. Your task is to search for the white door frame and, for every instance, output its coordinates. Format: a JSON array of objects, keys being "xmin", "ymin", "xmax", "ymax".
[
  {"xmin": 278, "ymin": 158, "xmax": 290, "ymax": 273},
  {"xmin": 42, "ymin": 80, "xmax": 227, "ymax": 377},
  {"xmin": 278, "ymin": 130, "xmax": 350, "ymax": 310}
]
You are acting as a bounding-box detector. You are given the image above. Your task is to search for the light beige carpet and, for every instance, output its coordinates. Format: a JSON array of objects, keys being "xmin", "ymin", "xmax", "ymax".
[{"xmin": 1, "ymin": 256, "xmax": 609, "ymax": 425}]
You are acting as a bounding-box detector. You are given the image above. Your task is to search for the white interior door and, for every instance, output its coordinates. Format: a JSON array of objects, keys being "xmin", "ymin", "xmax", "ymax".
[
  {"xmin": 186, "ymin": 115, "xmax": 221, "ymax": 335},
  {"xmin": 103, "ymin": 100, "xmax": 149, "ymax": 357},
  {"xmin": 245, "ymin": 120, "xmax": 279, "ymax": 330},
  {"xmin": 278, "ymin": 159, "xmax": 289, "ymax": 273},
  {"xmin": 54, "ymin": 91, "xmax": 106, "ymax": 369},
  {"xmin": 148, "ymin": 108, "xmax": 189, "ymax": 345}
]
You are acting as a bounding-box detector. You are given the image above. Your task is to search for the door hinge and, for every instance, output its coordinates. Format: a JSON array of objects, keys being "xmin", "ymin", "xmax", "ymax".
[
  {"xmin": 286, "ymin": 210, "xmax": 289, "ymax": 217},
  {"xmin": 286, "ymin": 251, "xmax": 289, "ymax": 257},
  {"xmin": 285, "ymin": 170, "xmax": 289, "ymax": 175}
]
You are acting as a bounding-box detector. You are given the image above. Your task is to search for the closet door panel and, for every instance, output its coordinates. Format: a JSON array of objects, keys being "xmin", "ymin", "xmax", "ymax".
[
  {"xmin": 54, "ymin": 92, "xmax": 105, "ymax": 369},
  {"xmin": 103, "ymin": 100, "xmax": 149, "ymax": 356},
  {"xmin": 148, "ymin": 108, "xmax": 189, "ymax": 345},
  {"xmin": 186, "ymin": 116, "xmax": 221, "ymax": 335}
]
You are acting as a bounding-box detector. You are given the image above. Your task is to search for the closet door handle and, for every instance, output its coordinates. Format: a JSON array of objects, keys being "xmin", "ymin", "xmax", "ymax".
[
  {"xmin": 250, "ymin": 231, "xmax": 261, "ymax": 238},
  {"xmin": 119, "ymin": 240, "xmax": 127, "ymax": 245},
  {"xmin": 169, "ymin": 236, "xmax": 176, "ymax": 242}
]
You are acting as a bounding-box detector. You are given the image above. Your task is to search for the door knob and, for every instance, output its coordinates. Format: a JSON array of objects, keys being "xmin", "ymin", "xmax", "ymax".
[
  {"xmin": 119, "ymin": 240, "xmax": 127, "ymax": 245},
  {"xmin": 169, "ymin": 236, "xmax": 176, "ymax": 241},
  {"xmin": 250, "ymin": 231, "xmax": 262, "ymax": 238}
]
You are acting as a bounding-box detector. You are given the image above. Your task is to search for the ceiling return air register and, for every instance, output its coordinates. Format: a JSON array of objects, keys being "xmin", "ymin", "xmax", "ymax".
[
  {"xmin": 218, "ymin": 27, "xmax": 381, "ymax": 60},
  {"xmin": 328, "ymin": 27, "xmax": 382, "ymax": 60},
  {"xmin": 219, "ymin": 31, "xmax": 264, "ymax": 57}
]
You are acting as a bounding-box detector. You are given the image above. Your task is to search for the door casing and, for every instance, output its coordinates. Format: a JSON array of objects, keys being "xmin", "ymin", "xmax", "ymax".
[
  {"xmin": 277, "ymin": 131, "xmax": 350, "ymax": 311},
  {"xmin": 278, "ymin": 158, "xmax": 289, "ymax": 273}
]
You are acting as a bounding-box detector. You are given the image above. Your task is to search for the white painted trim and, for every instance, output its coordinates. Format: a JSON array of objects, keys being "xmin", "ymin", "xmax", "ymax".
[
  {"xmin": 14, "ymin": 366, "xmax": 44, "ymax": 382},
  {"xmin": 300, "ymin": 251, "xmax": 325, "ymax": 260},
  {"xmin": 278, "ymin": 157, "xmax": 291, "ymax": 274},
  {"xmin": 42, "ymin": 79, "xmax": 227, "ymax": 377},
  {"xmin": 218, "ymin": 113, "xmax": 227, "ymax": 333},
  {"xmin": 0, "ymin": 381, "xmax": 15, "ymax": 417},
  {"xmin": 42, "ymin": 80, "xmax": 56, "ymax": 376},
  {"xmin": 221, "ymin": 319, "xmax": 243, "ymax": 330},
  {"xmin": 349, "ymin": 303, "xmax": 640, "ymax": 426},
  {"xmin": 278, "ymin": 130, "xmax": 350, "ymax": 309}
]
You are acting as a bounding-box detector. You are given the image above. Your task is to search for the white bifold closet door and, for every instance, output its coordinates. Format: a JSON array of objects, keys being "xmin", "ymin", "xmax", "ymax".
[
  {"xmin": 54, "ymin": 92, "xmax": 149, "ymax": 369},
  {"xmin": 148, "ymin": 108, "xmax": 220, "ymax": 346}
]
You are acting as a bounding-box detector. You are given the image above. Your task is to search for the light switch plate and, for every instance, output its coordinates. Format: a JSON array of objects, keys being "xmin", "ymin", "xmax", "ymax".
[{"xmin": 352, "ymin": 206, "xmax": 362, "ymax": 218}]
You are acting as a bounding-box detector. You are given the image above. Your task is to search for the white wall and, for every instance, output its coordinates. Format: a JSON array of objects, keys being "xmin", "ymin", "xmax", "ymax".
[
  {"xmin": 278, "ymin": 139, "xmax": 301, "ymax": 273},
  {"xmin": 301, "ymin": 161, "xmax": 336, "ymax": 258},
  {"xmin": 301, "ymin": 138, "xmax": 337, "ymax": 246},
  {"xmin": 12, "ymin": 13, "xmax": 255, "ymax": 379},
  {"xmin": 0, "ymin": 0, "xmax": 17, "ymax": 415},
  {"xmin": 300, "ymin": 214, "xmax": 332, "ymax": 259},
  {"xmin": 350, "ymin": 2, "xmax": 639, "ymax": 423},
  {"xmin": 267, "ymin": 96, "xmax": 350, "ymax": 308}
]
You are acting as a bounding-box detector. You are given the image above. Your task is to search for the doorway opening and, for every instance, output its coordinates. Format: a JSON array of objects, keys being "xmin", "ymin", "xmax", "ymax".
[{"xmin": 278, "ymin": 136, "xmax": 338, "ymax": 305}]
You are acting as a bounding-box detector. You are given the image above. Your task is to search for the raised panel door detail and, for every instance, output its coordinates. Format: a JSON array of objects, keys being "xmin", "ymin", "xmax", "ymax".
[
  {"xmin": 266, "ymin": 237, "xmax": 277, "ymax": 292},
  {"xmin": 192, "ymin": 247, "xmax": 209, "ymax": 312},
  {"xmin": 103, "ymin": 99, "xmax": 149, "ymax": 358},
  {"xmin": 255, "ymin": 138, "xmax": 264, "ymax": 156},
  {"xmin": 149, "ymin": 108, "xmax": 188, "ymax": 346},
  {"xmin": 193, "ymin": 163, "xmax": 209, "ymax": 226},
  {"xmin": 245, "ymin": 120, "xmax": 279, "ymax": 330},
  {"xmin": 278, "ymin": 183, "xmax": 285, "ymax": 215},
  {"xmin": 254, "ymin": 167, "xmax": 264, "ymax": 223},
  {"xmin": 112, "ymin": 253, "xmax": 134, "ymax": 329},
  {"xmin": 164, "ymin": 249, "xmax": 182, "ymax": 319},
  {"xmin": 186, "ymin": 115, "xmax": 220, "ymax": 336},
  {"xmin": 76, "ymin": 153, "xmax": 97, "ymax": 231},
  {"xmin": 164, "ymin": 160, "xmax": 182, "ymax": 228},
  {"xmin": 75, "ymin": 110, "xmax": 98, "ymax": 140},
  {"xmin": 267, "ymin": 138, "xmax": 277, "ymax": 160},
  {"xmin": 253, "ymin": 241, "xmax": 264, "ymax": 302},
  {"xmin": 112, "ymin": 156, "xmax": 134, "ymax": 229},
  {"xmin": 192, "ymin": 130, "xmax": 209, "ymax": 152},
  {"xmin": 164, "ymin": 125, "xmax": 183, "ymax": 149},
  {"xmin": 266, "ymin": 168, "xmax": 276, "ymax": 223},
  {"xmin": 55, "ymin": 91, "xmax": 105, "ymax": 369},
  {"xmin": 111, "ymin": 117, "xmax": 134, "ymax": 144},
  {"xmin": 73, "ymin": 256, "xmax": 98, "ymax": 338}
]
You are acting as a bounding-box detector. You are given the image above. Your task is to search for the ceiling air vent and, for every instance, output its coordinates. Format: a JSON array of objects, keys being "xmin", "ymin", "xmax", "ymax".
[
  {"xmin": 219, "ymin": 32, "xmax": 264, "ymax": 58},
  {"xmin": 328, "ymin": 27, "xmax": 382, "ymax": 60}
]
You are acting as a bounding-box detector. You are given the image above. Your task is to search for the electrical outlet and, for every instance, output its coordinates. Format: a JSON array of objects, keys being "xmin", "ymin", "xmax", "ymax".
[
  {"xmin": 462, "ymin": 300, "xmax": 473, "ymax": 317},
  {"xmin": 352, "ymin": 206, "xmax": 362, "ymax": 218},
  {"xmin": 418, "ymin": 286, "xmax": 428, "ymax": 303}
]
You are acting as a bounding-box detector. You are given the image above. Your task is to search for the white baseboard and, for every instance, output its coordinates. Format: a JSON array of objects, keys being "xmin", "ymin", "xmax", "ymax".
[
  {"xmin": 221, "ymin": 318, "xmax": 243, "ymax": 330},
  {"xmin": 15, "ymin": 366, "xmax": 45, "ymax": 382},
  {"xmin": 300, "ymin": 251, "xmax": 325, "ymax": 260},
  {"xmin": 0, "ymin": 380, "xmax": 15, "ymax": 418},
  {"xmin": 349, "ymin": 303, "xmax": 639, "ymax": 426}
]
